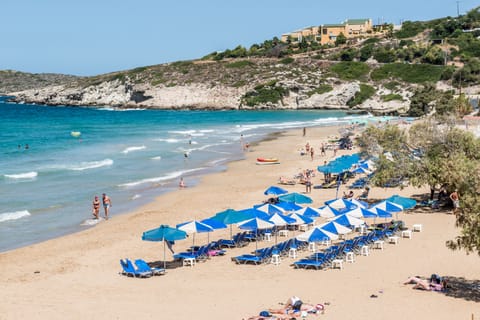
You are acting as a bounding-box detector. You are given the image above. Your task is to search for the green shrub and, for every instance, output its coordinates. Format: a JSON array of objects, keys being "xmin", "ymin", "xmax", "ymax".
[
  {"xmin": 347, "ymin": 84, "xmax": 375, "ymax": 107},
  {"xmin": 381, "ymin": 93, "xmax": 404, "ymax": 102},
  {"xmin": 225, "ymin": 60, "xmax": 255, "ymax": 68},
  {"xmin": 329, "ymin": 61, "xmax": 370, "ymax": 80},
  {"xmin": 171, "ymin": 60, "xmax": 193, "ymax": 67},
  {"xmin": 363, "ymin": 38, "xmax": 380, "ymax": 45},
  {"xmin": 280, "ymin": 57, "xmax": 295, "ymax": 64},
  {"xmin": 384, "ymin": 81, "xmax": 400, "ymax": 91},
  {"xmin": 232, "ymin": 80, "xmax": 247, "ymax": 88},
  {"xmin": 306, "ymin": 84, "xmax": 333, "ymax": 97},
  {"xmin": 394, "ymin": 21, "xmax": 427, "ymax": 39},
  {"xmin": 242, "ymin": 81, "xmax": 287, "ymax": 107},
  {"xmin": 371, "ymin": 63, "xmax": 445, "ymax": 83}
]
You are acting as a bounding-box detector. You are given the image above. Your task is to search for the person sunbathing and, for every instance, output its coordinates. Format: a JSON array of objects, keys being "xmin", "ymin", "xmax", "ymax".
[
  {"xmin": 243, "ymin": 312, "xmax": 294, "ymax": 320},
  {"xmin": 404, "ymin": 276, "xmax": 446, "ymax": 291},
  {"xmin": 269, "ymin": 296, "xmax": 324, "ymax": 316}
]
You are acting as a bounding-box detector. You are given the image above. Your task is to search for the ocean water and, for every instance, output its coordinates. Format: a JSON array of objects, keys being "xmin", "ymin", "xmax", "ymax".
[{"xmin": 0, "ymin": 96, "xmax": 376, "ymax": 252}]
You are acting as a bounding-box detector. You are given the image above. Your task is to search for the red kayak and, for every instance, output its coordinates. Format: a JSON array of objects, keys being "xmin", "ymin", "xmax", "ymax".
[{"xmin": 256, "ymin": 158, "xmax": 279, "ymax": 162}]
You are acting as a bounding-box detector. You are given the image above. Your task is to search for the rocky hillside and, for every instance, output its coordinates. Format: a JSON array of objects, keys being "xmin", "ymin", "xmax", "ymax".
[
  {"xmin": 6, "ymin": 56, "xmax": 417, "ymax": 114},
  {"xmin": 0, "ymin": 70, "xmax": 78, "ymax": 94}
]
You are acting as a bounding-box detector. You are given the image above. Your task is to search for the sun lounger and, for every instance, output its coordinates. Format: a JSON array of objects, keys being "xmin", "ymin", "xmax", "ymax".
[
  {"xmin": 134, "ymin": 259, "xmax": 166, "ymax": 276},
  {"xmin": 174, "ymin": 245, "xmax": 209, "ymax": 264},
  {"xmin": 234, "ymin": 247, "xmax": 273, "ymax": 265},
  {"xmin": 119, "ymin": 259, "xmax": 152, "ymax": 278}
]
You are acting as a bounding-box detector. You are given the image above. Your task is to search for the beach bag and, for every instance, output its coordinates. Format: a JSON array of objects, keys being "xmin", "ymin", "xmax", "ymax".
[{"xmin": 259, "ymin": 311, "xmax": 271, "ymax": 317}]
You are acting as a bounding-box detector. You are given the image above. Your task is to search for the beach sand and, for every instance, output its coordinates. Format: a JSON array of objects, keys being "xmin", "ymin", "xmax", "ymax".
[{"xmin": 0, "ymin": 126, "xmax": 479, "ymax": 320}]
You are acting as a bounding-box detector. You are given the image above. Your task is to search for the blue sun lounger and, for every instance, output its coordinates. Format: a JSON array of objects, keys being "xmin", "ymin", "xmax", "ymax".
[
  {"xmin": 120, "ymin": 259, "xmax": 152, "ymax": 278},
  {"xmin": 134, "ymin": 259, "xmax": 166, "ymax": 276},
  {"xmin": 234, "ymin": 247, "xmax": 274, "ymax": 265}
]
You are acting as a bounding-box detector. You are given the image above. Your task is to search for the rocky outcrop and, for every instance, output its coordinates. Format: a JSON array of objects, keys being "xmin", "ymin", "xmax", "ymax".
[
  {"xmin": 300, "ymin": 82, "xmax": 360, "ymax": 109},
  {"xmin": 10, "ymin": 80, "xmax": 247, "ymax": 110},
  {"xmin": 10, "ymin": 78, "xmax": 415, "ymax": 114}
]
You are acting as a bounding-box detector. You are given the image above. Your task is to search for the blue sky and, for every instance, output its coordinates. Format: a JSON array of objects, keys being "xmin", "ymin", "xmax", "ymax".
[{"xmin": 0, "ymin": 0, "xmax": 475, "ymax": 76}]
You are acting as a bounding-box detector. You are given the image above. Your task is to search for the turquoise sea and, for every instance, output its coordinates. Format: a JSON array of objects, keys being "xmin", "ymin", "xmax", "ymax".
[{"xmin": 0, "ymin": 96, "xmax": 377, "ymax": 252}]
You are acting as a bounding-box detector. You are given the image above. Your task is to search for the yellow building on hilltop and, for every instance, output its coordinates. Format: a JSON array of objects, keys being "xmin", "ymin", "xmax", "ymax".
[{"xmin": 281, "ymin": 18, "xmax": 373, "ymax": 45}]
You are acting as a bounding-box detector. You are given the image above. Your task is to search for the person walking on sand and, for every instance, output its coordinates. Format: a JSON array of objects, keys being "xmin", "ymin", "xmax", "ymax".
[
  {"xmin": 303, "ymin": 127, "xmax": 306, "ymax": 137},
  {"xmin": 179, "ymin": 177, "xmax": 186, "ymax": 188},
  {"xmin": 310, "ymin": 147, "xmax": 315, "ymax": 161},
  {"xmin": 449, "ymin": 189, "xmax": 460, "ymax": 215},
  {"xmin": 102, "ymin": 193, "xmax": 112, "ymax": 220},
  {"xmin": 92, "ymin": 196, "xmax": 100, "ymax": 219}
]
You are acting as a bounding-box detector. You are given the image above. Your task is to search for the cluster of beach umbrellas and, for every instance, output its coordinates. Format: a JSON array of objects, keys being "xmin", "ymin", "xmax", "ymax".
[{"xmin": 141, "ymin": 179, "xmax": 416, "ymax": 267}]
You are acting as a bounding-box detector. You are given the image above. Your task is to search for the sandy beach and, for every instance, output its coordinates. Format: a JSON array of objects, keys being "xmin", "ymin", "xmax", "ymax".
[{"xmin": 1, "ymin": 125, "xmax": 479, "ymax": 320}]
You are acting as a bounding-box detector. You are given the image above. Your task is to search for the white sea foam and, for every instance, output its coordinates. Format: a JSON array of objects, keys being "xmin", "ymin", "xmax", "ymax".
[
  {"xmin": 151, "ymin": 156, "xmax": 162, "ymax": 160},
  {"xmin": 118, "ymin": 168, "xmax": 205, "ymax": 188},
  {"xmin": 153, "ymin": 138, "xmax": 180, "ymax": 143},
  {"xmin": 208, "ymin": 158, "xmax": 228, "ymax": 166},
  {"xmin": 4, "ymin": 171, "xmax": 38, "ymax": 179},
  {"xmin": 131, "ymin": 194, "xmax": 142, "ymax": 200},
  {"xmin": 122, "ymin": 145, "xmax": 146, "ymax": 154},
  {"xmin": 0, "ymin": 210, "xmax": 31, "ymax": 223},
  {"xmin": 70, "ymin": 159, "xmax": 114, "ymax": 171}
]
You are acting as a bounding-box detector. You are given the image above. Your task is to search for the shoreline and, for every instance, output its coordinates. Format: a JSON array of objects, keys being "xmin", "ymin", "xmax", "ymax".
[{"xmin": 1, "ymin": 124, "xmax": 478, "ymax": 320}]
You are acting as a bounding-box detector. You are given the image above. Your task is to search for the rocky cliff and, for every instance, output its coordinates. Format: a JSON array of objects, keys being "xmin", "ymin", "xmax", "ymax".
[{"xmin": 5, "ymin": 58, "xmax": 413, "ymax": 114}]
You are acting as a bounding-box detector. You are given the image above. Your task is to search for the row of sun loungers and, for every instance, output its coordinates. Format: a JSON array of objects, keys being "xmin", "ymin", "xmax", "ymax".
[
  {"xmin": 233, "ymin": 238, "xmax": 307, "ymax": 265},
  {"xmin": 294, "ymin": 223, "xmax": 402, "ymax": 270}
]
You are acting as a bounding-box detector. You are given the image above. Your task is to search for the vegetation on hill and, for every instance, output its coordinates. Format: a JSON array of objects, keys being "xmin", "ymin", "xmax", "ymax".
[{"xmin": 0, "ymin": 70, "xmax": 78, "ymax": 94}]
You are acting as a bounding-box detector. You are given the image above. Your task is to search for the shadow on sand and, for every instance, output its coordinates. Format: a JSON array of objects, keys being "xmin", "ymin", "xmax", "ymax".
[
  {"xmin": 444, "ymin": 276, "xmax": 480, "ymax": 303},
  {"xmin": 150, "ymin": 259, "xmax": 184, "ymax": 270}
]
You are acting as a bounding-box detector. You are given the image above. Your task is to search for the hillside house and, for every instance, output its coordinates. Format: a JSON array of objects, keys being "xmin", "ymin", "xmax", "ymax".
[{"xmin": 281, "ymin": 18, "xmax": 373, "ymax": 45}]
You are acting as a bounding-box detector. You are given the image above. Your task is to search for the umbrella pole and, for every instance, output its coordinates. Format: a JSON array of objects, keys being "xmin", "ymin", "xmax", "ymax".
[
  {"xmin": 163, "ymin": 241, "xmax": 166, "ymax": 270},
  {"xmin": 255, "ymin": 229, "xmax": 258, "ymax": 252}
]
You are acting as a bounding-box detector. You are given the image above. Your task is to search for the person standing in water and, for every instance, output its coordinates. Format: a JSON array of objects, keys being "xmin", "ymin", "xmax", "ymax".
[
  {"xmin": 102, "ymin": 193, "xmax": 112, "ymax": 220},
  {"xmin": 92, "ymin": 196, "xmax": 100, "ymax": 219}
]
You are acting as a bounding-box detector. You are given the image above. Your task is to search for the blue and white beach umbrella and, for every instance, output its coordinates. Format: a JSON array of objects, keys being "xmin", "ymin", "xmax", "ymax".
[
  {"xmin": 238, "ymin": 217, "xmax": 275, "ymax": 250},
  {"xmin": 369, "ymin": 207, "xmax": 393, "ymax": 218},
  {"xmin": 268, "ymin": 212, "xmax": 296, "ymax": 226},
  {"xmin": 320, "ymin": 221, "xmax": 352, "ymax": 235},
  {"xmin": 295, "ymin": 206, "xmax": 321, "ymax": 218},
  {"xmin": 345, "ymin": 198, "xmax": 369, "ymax": 209},
  {"xmin": 288, "ymin": 212, "xmax": 314, "ymax": 225},
  {"xmin": 352, "ymin": 167, "xmax": 371, "ymax": 174},
  {"xmin": 325, "ymin": 198, "xmax": 357, "ymax": 213},
  {"xmin": 254, "ymin": 203, "xmax": 285, "ymax": 215},
  {"xmin": 177, "ymin": 220, "xmax": 214, "ymax": 247},
  {"xmin": 275, "ymin": 201, "xmax": 302, "ymax": 212},
  {"xmin": 371, "ymin": 200, "xmax": 403, "ymax": 219},
  {"xmin": 317, "ymin": 205, "xmax": 341, "ymax": 218},
  {"xmin": 332, "ymin": 214, "xmax": 365, "ymax": 227},
  {"xmin": 296, "ymin": 227, "xmax": 338, "ymax": 242},
  {"xmin": 371, "ymin": 200, "xmax": 403, "ymax": 212},
  {"xmin": 344, "ymin": 207, "xmax": 378, "ymax": 219}
]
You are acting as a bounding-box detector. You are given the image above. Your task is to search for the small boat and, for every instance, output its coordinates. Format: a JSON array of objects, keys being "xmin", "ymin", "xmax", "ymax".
[
  {"xmin": 256, "ymin": 161, "xmax": 280, "ymax": 165},
  {"xmin": 256, "ymin": 157, "xmax": 279, "ymax": 163},
  {"xmin": 71, "ymin": 131, "xmax": 81, "ymax": 138}
]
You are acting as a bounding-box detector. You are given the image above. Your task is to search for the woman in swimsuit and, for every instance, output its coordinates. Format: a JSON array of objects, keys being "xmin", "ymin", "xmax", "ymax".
[{"xmin": 92, "ymin": 196, "xmax": 100, "ymax": 219}]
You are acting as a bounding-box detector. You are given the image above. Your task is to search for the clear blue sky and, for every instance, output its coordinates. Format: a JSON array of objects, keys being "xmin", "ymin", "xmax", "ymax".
[{"xmin": 0, "ymin": 0, "xmax": 475, "ymax": 76}]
